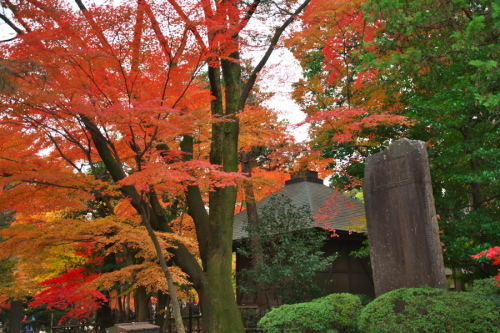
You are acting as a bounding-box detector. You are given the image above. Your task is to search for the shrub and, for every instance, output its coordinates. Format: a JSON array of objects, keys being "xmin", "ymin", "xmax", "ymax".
[
  {"xmin": 258, "ymin": 293, "xmax": 362, "ymax": 333},
  {"xmin": 358, "ymin": 287, "xmax": 500, "ymax": 333},
  {"xmin": 471, "ymin": 277, "xmax": 500, "ymax": 295},
  {"xmin": 470, "ymin": 277, "xmax": 500, "ymax": 307}
]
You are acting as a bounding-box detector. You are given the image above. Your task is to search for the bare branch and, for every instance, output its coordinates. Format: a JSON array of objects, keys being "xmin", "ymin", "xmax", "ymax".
[
  {"xmin": 238, "ymin": 0, "xmax": 261, "ymax": 32},
  {"xmin": 239, "ymin": 0, "xmax": 311, "ymax": 109},
  {"xmin": 0, "ymin": 12, "xmax": 24, "ymax": 35},
  {"xmin": 20, "ymin": 180, "xmax": 83, "ymax": 191},
  {"xmin": 1, "ymin": 36, "xmax": 18, "ymax": 42}
]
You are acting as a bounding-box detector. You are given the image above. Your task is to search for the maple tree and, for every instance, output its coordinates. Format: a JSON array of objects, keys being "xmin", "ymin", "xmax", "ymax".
[
  {"xmin": 0, "ymin": 188, "xmax": 196, "ymax": 330},
  {"xmin": 0, "ymin": 209, "xmax": 105, "ymax": 330},
  {"xmin": 0, "ymin": 0, "xmax": 312, "ymax": 330},
  {"xmin": 286, "ymin": 0, "xmax": 409, "ymax": 191},
  {"xmin": 30, "ymin": 268, "xmax": 106, "ymax": 322}
]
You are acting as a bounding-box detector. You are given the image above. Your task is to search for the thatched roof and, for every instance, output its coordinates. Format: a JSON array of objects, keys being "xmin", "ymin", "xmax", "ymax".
[{"xmin": 233, "ymin": 171, "xmax": 366, "ymax": 240}]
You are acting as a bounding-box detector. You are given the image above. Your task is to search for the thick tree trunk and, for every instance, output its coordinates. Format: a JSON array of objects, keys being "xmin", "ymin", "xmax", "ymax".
[
  {"xmin": 194, "ymin": 52, "xmax": 245, "ymax": 332},
  {"xmin": 200, "ymin": 183, "xmax": 244, "ymax": 332}
]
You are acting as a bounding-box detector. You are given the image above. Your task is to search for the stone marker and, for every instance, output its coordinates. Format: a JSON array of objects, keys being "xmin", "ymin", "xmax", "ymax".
[{"xmin": 364, "ymin": 138, "xmax": 447, "ymax": 296}]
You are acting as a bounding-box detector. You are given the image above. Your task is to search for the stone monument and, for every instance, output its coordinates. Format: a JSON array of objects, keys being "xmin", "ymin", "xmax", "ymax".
[{"xmin": 364, "ymin": 138, "xmax": 447, "ymax": 296}]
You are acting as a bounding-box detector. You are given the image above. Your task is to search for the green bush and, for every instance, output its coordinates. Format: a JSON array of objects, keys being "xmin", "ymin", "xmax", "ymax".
[
  {"xmin": 258, "ymin": 293, "xmax": 362, "ymax": 333},
  {"xmin": 470, "ymin": 277, "xmax": 500, "ymax": 307},
  {"xmin": 471, "ymin": 277, "xmax": 500, "ymax": 295},
  {"xmin": 358, "ymin": 287, "xmax": 500, "ymax": 333}
]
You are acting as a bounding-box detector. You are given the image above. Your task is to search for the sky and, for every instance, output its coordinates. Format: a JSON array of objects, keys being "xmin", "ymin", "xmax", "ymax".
[{"xmin": 258, "ymin": 48, "xmax": 310, "ymax": 142}]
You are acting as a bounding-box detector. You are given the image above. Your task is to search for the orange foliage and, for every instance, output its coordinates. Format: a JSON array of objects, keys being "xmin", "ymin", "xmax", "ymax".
[
  {"xmin": 0, "ymin": 0, "xmax": 310, "ymax": 324},
  {"xmin": 238, "ymin": 105, "xmax": 289, "ymax": 151},
  {"xmin": 285, "ymin": 0, "xmax": 410, "ymax": 184},
  {"xmin": 298, "ymin": 107, "xmax": 410, "ymax": 144}
]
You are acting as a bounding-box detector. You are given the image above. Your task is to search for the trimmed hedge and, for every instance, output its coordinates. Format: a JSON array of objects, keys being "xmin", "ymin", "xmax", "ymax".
[
  {"xmin": 358, "ymin": 287, "xmax": 500, "ymax": 333},
  {"xmin": 258, "ymin": 293, "xmax": 362, "ymax": 333},
  {"xmin": 471, "ymin": 277, "xmax": 500, "ymax": 307}
]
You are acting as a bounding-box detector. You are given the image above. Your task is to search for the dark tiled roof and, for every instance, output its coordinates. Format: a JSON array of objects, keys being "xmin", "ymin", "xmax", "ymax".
[{"xmin": 233, "ymin": 173, "xmax": 366, "ymax": 240}]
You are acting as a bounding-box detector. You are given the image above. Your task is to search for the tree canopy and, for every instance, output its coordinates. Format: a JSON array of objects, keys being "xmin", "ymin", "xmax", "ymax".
[
  {"xmin": 289, "ymin": 0, "xmax": 500, "ymax": 282},
  {"xmin": 0, "ymin": 0, "xmax": 309, "ymax": 330},
  {"xmin": 0, "ymin": 0, "xmax": 499, "ymax": 328}
]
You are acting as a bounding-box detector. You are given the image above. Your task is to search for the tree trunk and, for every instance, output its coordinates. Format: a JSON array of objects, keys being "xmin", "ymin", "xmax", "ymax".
[
  {"xmin": 126, "ymin": 295, "xmax": 132, "ymax": 321},
  {"xmin": 470, "ymin": 156, "xmax": 482, "ymax": 210},
  {"xmin": 135, "ymin": 286, "xmax": 149, "ymax": 322},
  {"xmin": 193, "ymin": 53, "xmax": 246, "ymax": 332},
  {"xmin": 7, "ymin": 300, "xmax": 23, "ymax": 333},
  {"xmin": 117, "ymin": 295, "xmax": 125, "ymax": 323},
  {"xmin": 139, "ymin": 207, "xmax": 186, "ymax": 333},
  {"xmin": 240, "ymin": 151, "xmax": 267, "ymax": 312},
  {"xmin": 201, "ymin": 157, "xmax": 243, "ymax": 332},
  {"xmin": 154, "ymin": 290, "xmax": 170, "ymax": 332}
]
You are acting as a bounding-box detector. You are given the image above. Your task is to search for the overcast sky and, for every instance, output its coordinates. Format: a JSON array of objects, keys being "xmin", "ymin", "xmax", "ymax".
[{"xmin": 257, "ymin": 48, "xmax": 309, "ymax": 142}]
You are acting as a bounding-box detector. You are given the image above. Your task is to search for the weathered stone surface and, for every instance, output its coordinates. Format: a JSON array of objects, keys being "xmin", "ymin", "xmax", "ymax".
[{"xmin": 364, "ymin": 138, "xmax": 447, "ymax": 296}]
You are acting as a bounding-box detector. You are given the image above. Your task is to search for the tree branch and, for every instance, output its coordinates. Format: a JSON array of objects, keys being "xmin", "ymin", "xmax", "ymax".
[
  {"xmin": 239, "ymin": 0, "xmax": 311, "ymax": 109},
  {"xmin": 239, "ymin": 0, "xmax": 261, "ymax": 31},
  {"xmin": 3, "ymin": 0, "xmax": 32, "ymax": 33},
  {"xmin": 142, "ymin": 0, "xmax": 173, "ymax": 62},
  {"xmin": 166, "ymin": 0, "xmax": 207, "ymax": 52},
  {"xmin": 180, "ymin": 135, "xmax": 209, "ymax": 268},
  {"xmin": 0, "ymin": 13, "xmax": 24, "ymax": 35},
  {"xmin": 80, "ymin": 115, "xmax": 206, "ymax": 288}
]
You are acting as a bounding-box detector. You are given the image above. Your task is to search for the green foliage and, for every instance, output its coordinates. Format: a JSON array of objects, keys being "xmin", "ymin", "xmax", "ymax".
[
  {"xmin": 349, "ymin": 238, "xmax": 370, "ymax": 260},
  {"xmin": 258, "ymin": 293, "xmax": 363, "ymax": 333},
  {"xmin": 302, "ymin": 48, "xmax": 326, "ymax": 79},
  {"xmin": 470, "ymin": 278, "xmax": 500, "ymax": 307},
  {"xmin": 238, "ymin": 195, "xmax": 336, "ymax": 305},
  {"xmin": 240, "ymin": 308, "xmax": 269, "ymax": 330},
  {"xmin": 0, "ymin": 210, "xmax": 14, "ymax": 232},
  {"xmin": 358, "ymin": 0, "xmax": 500, "ymax": 282},
  {"xmin": 471, "ymin": 278, "xmax": 500, "ymax": 295},
  {"xmin": 358, "ymin": 287, "xmax": 500, "ymax": 333},
  {"xmin": 23, "ymin": 304, "xmax": 67, "ymax": 331}
]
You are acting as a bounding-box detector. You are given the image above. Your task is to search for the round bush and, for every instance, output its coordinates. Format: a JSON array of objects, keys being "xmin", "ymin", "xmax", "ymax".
[
  {"xmin": 358, "ymin": 287, "xmax": 500, "ymax": 333},
  {"xmin": 258, "ymin": 293, "xmax": 362, "ymax": 333}
]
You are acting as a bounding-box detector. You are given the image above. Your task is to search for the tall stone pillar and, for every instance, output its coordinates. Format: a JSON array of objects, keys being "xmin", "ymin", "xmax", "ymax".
[{"xmin": 364, "ymin": 139, "xmax": 447, "ymax": 296}]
